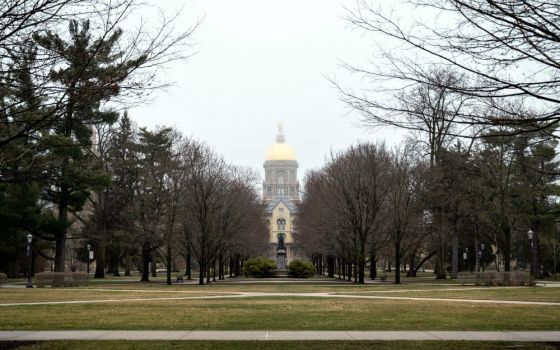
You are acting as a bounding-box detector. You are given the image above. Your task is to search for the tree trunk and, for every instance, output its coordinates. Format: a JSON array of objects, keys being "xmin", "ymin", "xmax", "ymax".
[
  {"xmin": 233, "ymin": 255, "xmax": 240, "ymax": 277},
  {"xmin": 54, "ymin": 186, "xmax": 69, "ymax": 273},
  {"xmin": 140, "ymin": 243, "xmax": 150, "ymax": 282},
  {"xmin": 395, "ymin": 241, "xmax": 401, "ymax": 284},
  {"xmin": 406, "ymin": 252, "xmax": 414, "ymax": 277},
  {"xmin": 198, "ymin": 258, "xmax": 205, "ymax": 285},
  {"xmin": 213, "ymin": 259, "xmax": 217, "ymax": 282},
  {"xmin": 413, "ymin": 250, "xmax": 436, "ymax": 276},
  {"xmin": 124, "ymin": 253, "xmax": 131, "ymax": 277},
  {"xmin": 436, "ymin": 237, "xmax": 447, "ymax": 279},
  {"xmin": 504, "ymin": 226, "xmax": 512, "ymax": 272},
  {"xmin": 327, "ymin": 256, "xmax": 335, "ymax": 278},
  {"xmin": 151, "ymin": 256, "xmax": 157, "ymax": 277},
  {"xmin": 370, "ymin": 252, "xmax": 377, "ymax": 279},
  {"xmin": 94, "ymin": 240, "xmax": 105, "ymax": 278},
  {"xmin": 451, "ymin": 227, "xmax": 459, "ymax": 279},
  {"xmin": 166, "ymin": 243, "xmax": 172, "ymax": 286},
  {"xmin": 186, "ymin": 246, "xmax": 192, "ymax": 279}
]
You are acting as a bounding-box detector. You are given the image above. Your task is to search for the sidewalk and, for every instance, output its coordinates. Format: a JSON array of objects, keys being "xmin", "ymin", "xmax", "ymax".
[{"xmin": 1, "ymin": 331, "xmax": 559, "ymax": 342}]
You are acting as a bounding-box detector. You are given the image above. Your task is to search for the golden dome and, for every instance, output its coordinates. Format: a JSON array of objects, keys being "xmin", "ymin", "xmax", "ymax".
[{"xmin": 265, "ymin": 124, "xmax": 297, "ymax": 161}]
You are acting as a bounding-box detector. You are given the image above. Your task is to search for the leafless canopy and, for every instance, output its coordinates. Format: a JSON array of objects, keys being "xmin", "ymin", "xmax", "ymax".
[{"xmin": 339, "ymin": 0, "xmax": 560, "ymax": 137}]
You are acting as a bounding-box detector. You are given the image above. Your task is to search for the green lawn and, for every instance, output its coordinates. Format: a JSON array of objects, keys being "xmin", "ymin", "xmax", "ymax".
[
  {"xmin": 1, "ymin": 279, "xmax": 559, "ymax": 331},
  {"xmin": 335, "ymin": 287, "xmax": 560, "ymax": 302},
  {"xmin": 2, "ymin": 340, "xmax": 557, "ymax": 350},
  {"xmin": 0, "ymin": 296, "xmax": 558, "ymax": 331},
  {"xmin": 0, "ymin": 289, "xmax": 231, "ymax": 303}
]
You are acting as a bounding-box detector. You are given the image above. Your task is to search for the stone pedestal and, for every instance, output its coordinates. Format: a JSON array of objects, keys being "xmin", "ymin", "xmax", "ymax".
[{"xmin": 277, "ymin": 248, "xmax": 286, "ymax": 269}]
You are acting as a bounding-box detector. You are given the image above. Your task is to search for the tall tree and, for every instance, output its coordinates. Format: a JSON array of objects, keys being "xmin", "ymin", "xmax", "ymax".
[
  {"xmin": 387, "ymin": 146, "xmax": 425, "ymax": 284},
  {"xmin": 33, "ymin": 19, "xmax": 146, "ymax": 271},
  {"xmin": 133, "ymin": 126, "xmax": 176, "ymax": 282}
]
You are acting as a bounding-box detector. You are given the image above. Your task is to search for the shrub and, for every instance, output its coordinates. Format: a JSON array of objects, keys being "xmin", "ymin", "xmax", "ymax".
[
  {"xmin": 288, "ymin": 260, "xmax": 315, "ymax": 278},
  {"xmin": 35, "ymin": 272, "xmax": 89, "ymax": 287},
  {"xmin": 243, "ymin": 258, "xmax": 276, "ymax": 278},
  {"xmin": 457, "ymin": 271, "xmax": 534, "ymax": 286},
  {"xmin": 0, "ymin": 273, "xmax": 6, "ymax": 285}
]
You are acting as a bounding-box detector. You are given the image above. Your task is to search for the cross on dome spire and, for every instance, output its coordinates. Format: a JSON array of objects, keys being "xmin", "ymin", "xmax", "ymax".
[{"xmin": 276, "ymin": 123, "xmax": 285, "ymax": 143}]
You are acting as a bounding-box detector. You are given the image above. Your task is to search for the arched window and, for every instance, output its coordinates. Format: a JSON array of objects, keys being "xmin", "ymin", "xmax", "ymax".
[{"xmin": 277, "ymin": 218, "xmax": 286, "ymax": 231}]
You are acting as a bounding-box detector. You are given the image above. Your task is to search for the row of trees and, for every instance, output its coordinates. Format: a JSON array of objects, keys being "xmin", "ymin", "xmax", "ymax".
[
  {"xmin": 307, "ymin": 0, "xmax": 560, "ymax": 283},
  {"xmin": 0, "ymin": 1, "xmax": 268, "ymax": 283},
  {"xmin": 298, "ymin": 129, "xmax": 560, "ymax": 284},
  {"xmin": 87, "ymin": 116, "xmax": 267, "ymax": 285},
  {"xmin": 2, "ymin": 109, "xmax": 267, "ymax": 284}
]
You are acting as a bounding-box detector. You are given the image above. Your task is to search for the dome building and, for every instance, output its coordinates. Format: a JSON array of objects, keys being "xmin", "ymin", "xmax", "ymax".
[{"xmin": 263, "ymin": 125, "xmax": 301, "ymax": 269}]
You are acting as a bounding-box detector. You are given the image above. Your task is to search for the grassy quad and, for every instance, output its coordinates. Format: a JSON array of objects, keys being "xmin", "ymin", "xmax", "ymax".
[{"xmin": 0, "ymin": 279, "xmax": 559, "ymax": 332}]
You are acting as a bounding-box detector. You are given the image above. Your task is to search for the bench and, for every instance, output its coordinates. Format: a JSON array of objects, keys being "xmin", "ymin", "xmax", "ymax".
[{"xmin": 176, "ymin": 275, "xmax": 184, "ymax": 283}]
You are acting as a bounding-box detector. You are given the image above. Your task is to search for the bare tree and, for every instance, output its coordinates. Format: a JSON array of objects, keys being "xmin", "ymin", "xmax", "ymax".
[
  {"xmin": 179, "ymin": 143, "xmax": 229, "ymax": 285},
  {"xmin": 299, "ymin": 143, "xmax": 391, "ymax": 284},
  {"xmin": 341, "ymin": 0, "xmax": 560, "ymax": 135},
  {"xmin": 386, "ymin": 146, "xmax": 426, "ymax": 284}
]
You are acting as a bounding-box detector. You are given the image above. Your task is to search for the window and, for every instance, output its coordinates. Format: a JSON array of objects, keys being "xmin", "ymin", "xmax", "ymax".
[
  {"xmin": 277, "ymin": 218, "xmax": 286, "ymax": 231},
  {"xmin": 278, "ymin": 187, "xmax": 285, "ymax": 195},
  {"xmin": 279, "ymin": 208, "xmax": 284, "ymax": 213},
  {"xmin": 267, "ymin": 187, "xmax": 272, "ymax": 197},
  {"xmin": 277, "ymin": 170, "xmax": 285, "ymax": 184}
]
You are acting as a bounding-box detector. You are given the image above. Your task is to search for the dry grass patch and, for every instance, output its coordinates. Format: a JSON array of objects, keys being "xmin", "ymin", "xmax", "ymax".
[
  {"xmin": 335, "ymin": 287, "xmax": 560, "ymax": 303},
  {"xmin": 0, "ymin": 296, "xmax": 558, "ymax": 330},
  {"xmin": 0, "ymin": 289, "xmax": 232, "ymax": 304}
]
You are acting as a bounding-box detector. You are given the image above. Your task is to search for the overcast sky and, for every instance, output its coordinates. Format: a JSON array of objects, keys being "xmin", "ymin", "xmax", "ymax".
[{"xmin": 131, "ymin": 0, "xmax": 404, "ymax": 183}]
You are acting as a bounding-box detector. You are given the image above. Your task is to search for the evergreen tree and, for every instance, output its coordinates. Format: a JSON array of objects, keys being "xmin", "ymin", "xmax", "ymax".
[{"xmin": 34, "ymin": 20, "xmax": 145, "ymax": 271}]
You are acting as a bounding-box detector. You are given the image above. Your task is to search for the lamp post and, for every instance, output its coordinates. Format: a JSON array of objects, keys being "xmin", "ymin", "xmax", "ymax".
[
  {"xmin": 87, "ymin": 244, "xmax": 91, "ymax": 275},
  {"xmin": 26, "ymin": 234, "xmax": 33, "ymax": 288},
  {"xmin": 480, "ymin": 243, "xmax": 485, "ymax": 272},
  {"xmin": 528, "ymin": 230, "xmax": 534, "ymax": 278},
  {"xmin": 463, "ymin": 248, "xmax": 468, "ymax": 272}
]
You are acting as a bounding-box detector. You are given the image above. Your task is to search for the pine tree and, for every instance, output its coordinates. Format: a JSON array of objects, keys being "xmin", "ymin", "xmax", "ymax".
[{"xmin": 34, "ymin": 20, "xmax": 145, "ymax": 272}]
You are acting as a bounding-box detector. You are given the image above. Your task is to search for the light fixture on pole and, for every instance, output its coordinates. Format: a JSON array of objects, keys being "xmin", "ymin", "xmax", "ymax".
[
  {"xmin": 87, "ymin": 244, "xmax": 91, "ymax": 275},
  {"xmin": 480, "ymin": 243, "xmax": 485, "ymax": 272},
  {"xmin": 528, "ymin": 230, "xmax": 534, "ymax": 278},
  {"xmin": 26, "ymin": 234, "xmax": 33, "ymax": 288}
]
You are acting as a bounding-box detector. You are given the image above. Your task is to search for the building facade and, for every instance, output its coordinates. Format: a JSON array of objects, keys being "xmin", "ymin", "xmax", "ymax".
[{"xmin": 263, "ymin": 125, "xmax": 300, "ymax": 269}]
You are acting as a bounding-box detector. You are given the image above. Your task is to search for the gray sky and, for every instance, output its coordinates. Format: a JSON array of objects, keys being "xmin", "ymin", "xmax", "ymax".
[{"xmin": 131, "ymin": 0, "xmax": 404, "ymax": 182}]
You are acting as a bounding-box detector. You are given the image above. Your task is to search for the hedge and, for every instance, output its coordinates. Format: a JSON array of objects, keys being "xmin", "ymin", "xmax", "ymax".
[
  {"xmin": 288, "ymin": 260, "xmax": 315, "ymax": 278},
  {"xmin": 243, "ymin": 258, "xmax": 276, "ymax": 278},
  {"xmin": 35, "ymin": 272, "xmax": 89, "ymax": 287},
  {"xmin": 457, "ymin": 271, "xmax": 534, "ymax": 286}
]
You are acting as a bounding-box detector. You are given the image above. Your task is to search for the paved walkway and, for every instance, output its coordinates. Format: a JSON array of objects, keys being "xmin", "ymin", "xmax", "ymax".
[{"xmin": 0, "ymin": 330, "xmax": 559, "ymax": 342}]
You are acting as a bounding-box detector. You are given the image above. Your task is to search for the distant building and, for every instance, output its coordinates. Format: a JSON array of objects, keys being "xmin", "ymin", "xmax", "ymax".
[{"xmin": 263, "ymin": 125, "xmax": 301, "ymax": 269}]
